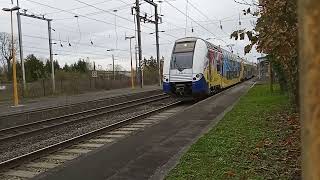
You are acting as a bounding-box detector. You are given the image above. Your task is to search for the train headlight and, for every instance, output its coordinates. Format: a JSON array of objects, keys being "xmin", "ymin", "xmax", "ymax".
[
  {"xmin": 163, "ymin": 76, "xmax": 169, "ymax": 82},
  {"xmin": 196, "ymin": 73, "xmax": 203, "ymax": 79},
  {"xmin": 193, "ymin": 73, "xmax": 203, "ymax": 81}
]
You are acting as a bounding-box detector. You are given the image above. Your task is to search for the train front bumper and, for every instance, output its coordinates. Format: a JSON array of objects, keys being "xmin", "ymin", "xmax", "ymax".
[
  {"xmin": 192, "ymin": 77, "xmax": 208, "ymax": 94},
  {"xmin": 163, "ymin": 77, "xmax": 208, "ymax": 96},
  {"xmin": 163, "ymin": 82, "xmax": 171, "ymax": 94}
]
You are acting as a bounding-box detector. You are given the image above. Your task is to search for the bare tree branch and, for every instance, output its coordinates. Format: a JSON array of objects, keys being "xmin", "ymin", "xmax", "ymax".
[{"xmin": 0, "ymin": 32, "xmax": 19, "ymax": 79}]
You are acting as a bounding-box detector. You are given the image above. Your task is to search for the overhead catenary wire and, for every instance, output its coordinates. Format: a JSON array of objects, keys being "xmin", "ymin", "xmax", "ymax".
[
  {"xmin": 51, "ymin": 4, "xmax": 134, "ymax": 21},
  {"xmin": 185, "ymin": 0, "xmax": 229, "ymax": 36},
  {"xmin": 19, "ymin": 0, "xmax": 180, "ymax": 67},
  {"xmin": 74, "ymin": 0, "xmax": 136, "ymax": 24},
  {"xmin": 23, "ymin": 34, "xmax": 130, "ymax": 52},
  {"xmin": 24, "ymin": 47, "xmax": 149, "ymax": 62},
  {"xmin": 73, "ymin": 0, "xmax": 179, "ymax": 41},
  {"xmin": 19, "ymin": 20, "xmax": 116, "ymax": 41},
  {"xmin": 23, "ymin": 34, "xmax": 159, "ymax": 58},
  {"xmin": 23, "ymin": 46, "xmax": 115, "ymax": 57},
  {"xmin": 24, "ymin": 0, "xmax": 136, "ymax": 33},
  {"xmin": 24, "ymin": 0, "xmax": 177, "ymax": 43},
  {"xmin": 25, "ymin": 49, "xmax": 136, "ymax": 60},
  {"xmin": 163, "ymin": 0, "xmax": 227, "ymax": 44},
  {"xmin": 178, "ymin": 0, "xmax": 255, "ymax": 55},
  {"xmin": 44, "ymin": 0, "xmax": 114, "ymax": 15}
]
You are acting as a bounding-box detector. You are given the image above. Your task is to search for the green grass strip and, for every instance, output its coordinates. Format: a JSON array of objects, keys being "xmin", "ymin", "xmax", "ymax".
[{"xmin": 166, "ymin": 84, "xmax": 298, "ymax": 179}]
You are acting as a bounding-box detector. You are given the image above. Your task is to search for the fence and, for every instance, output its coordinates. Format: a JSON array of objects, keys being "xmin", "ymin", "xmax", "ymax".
[{"xmin": 0, "ymin": 72, "xmax": 158, "ymax": 102}]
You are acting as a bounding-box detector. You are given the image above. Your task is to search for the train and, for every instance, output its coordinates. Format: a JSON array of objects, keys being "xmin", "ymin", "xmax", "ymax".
[{"xmin": 162, "ymin": 37, "xmax": 255, "ymax": 97}]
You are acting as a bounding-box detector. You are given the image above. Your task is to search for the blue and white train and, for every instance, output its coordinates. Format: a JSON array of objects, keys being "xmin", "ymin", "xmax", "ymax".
[{"xmin": 162, "ymin": 37, "xmax": 255, "ymax": 96}]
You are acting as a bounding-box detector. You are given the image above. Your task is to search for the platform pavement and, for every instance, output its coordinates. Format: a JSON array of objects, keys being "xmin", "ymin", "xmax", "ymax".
[
  {"xmin": 0, "ymin": 85, "xmax": 160, "ymax": 116},
  {"xmin": 33, "ymin": 80, "xmax": 254, "ymax": 180}
]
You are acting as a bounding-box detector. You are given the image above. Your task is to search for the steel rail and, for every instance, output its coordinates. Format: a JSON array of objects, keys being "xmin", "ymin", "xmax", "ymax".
[
  {"xmin": 0, "ymin": 94, "xmax": 169, "ymax": 142},
  {"xmin": 0, "ymin": 101, "xmax": 182, "ymax": 170},
  {"xmin": 0, "ymin": 90, "xmax": 162, "ymax": 118}
]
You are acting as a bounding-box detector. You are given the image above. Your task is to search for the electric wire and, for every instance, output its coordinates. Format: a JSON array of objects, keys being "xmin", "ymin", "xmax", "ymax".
[
  {"xmin": 186, "ymin": 0, "xmax": 230, "ymax": 36},
  {"xmin": 73, "ymin": 0, "xmax": 178, "ymax": 42},
  {"xmin": 24, "ymin": 0, "xmax": 136, "ymax": 33},
  {"xmin": 163, "ymin": 0, "xmax": 227, "ymax": 44},
  {"xmin": 44, "ymin": 0, "xmax": 113, "ymax": 15},
  {"xmin": 19, "ymin": 0, "xmax": 178, "ymax": 64},
  {"xmin": 24, "ymin": 0, "xmax": 176, "ymax": 43},
  {"xmin": 22, "ymin": 34, "xmax": 130, "ymax": 52}
]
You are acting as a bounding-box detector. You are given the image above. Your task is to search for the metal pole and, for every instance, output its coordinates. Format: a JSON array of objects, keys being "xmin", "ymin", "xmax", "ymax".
[
  {"xmin": 114, "ymin": 10, "xmax": 118, "ymax": 49},
  {"xmin": 135, "ymin": 0, "xmax": 143, "ymax": 88},
  {"xmin": 133, "ymin": 16, "xmax": 138, "ymax": 85},
  {"xmin": 47, "ymin": 20, "xmax": 55, "ymax": 93},
  {"xmin": 155, "ymin": 5, "xmax": 161, "ymax": 87},
  {"xmin": 11, "ymin": 11, "xmax": 19, "ymax": 106},
  {"xmin": 129, "ymin": 38, "xmax": 134, "ymax": 89},
  {"xmin": 135, "ymin": 45, "xmax": 138, "ymax": 84},
  {"xmin": 16, "ymin": 0, "xmax": 26, "ymax": 94},
  {"xmin": 112, "ymin": 54, "xmax": 115, "ymax": 80}
]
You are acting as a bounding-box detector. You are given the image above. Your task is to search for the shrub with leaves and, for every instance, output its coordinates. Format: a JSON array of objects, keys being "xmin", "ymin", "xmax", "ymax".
[{"xmin": 231, "ymin": 0, "xmax": 299, "ymax": 108}]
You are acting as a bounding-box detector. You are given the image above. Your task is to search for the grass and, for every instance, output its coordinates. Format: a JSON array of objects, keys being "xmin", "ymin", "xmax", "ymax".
[{"xmin": 166, "ymin": 84, "xmax": 301, "ymax": 180}]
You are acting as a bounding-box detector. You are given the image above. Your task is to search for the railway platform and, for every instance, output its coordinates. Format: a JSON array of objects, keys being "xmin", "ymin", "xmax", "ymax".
[
  {"xmin": 0, "ymin": 85, "xmax": 160, "ymax": 117},
  {"xmin": 32, "ymin": 80, "xmax": 254, "ymax": 180}
]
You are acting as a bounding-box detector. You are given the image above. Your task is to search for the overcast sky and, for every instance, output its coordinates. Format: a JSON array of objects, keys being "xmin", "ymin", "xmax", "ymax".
[{"xmin": 0, "ymin": 0, "xmax": 261, "ymax": 70}]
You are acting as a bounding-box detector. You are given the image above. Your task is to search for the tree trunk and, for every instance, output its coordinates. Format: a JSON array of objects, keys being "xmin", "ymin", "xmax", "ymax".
[
  {"xmin": 269, "ymin": 60, "xmax": 273, "ymax": 93},
  {"xmin": 286, "ymin": 56, "xmax": 299, "ymax": 109},
  {"xmin": 299, "ymin": 0, "xmax": 320, "ymax": 179}
]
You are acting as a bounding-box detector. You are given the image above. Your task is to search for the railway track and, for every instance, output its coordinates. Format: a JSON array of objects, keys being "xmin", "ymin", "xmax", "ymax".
[
  {"xmin": 0, "ymin": 93, "xmax": 169, "ymax": 142},
  {"xmin": 0, "ymin": 100, "xmax": 182, "ymax": 172},
  {"xmin": 0, "ymin": 90, "xmax": 162, "ymax": 126}
]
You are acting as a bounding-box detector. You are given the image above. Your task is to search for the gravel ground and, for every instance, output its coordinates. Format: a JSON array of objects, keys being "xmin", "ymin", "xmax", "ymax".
[
  {"xmin": 0, "ymin": 90, "xmax": 162, "ymax": 129},
  {"xmin": 0, "ymin": 98, "xmax": 177, "ymax": 162},
  {"xmin": 0, "ymin": 94, "xmax": 167, "ymax": 140}
]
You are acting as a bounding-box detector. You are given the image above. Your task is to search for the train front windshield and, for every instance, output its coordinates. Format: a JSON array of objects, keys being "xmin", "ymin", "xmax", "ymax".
[{"xmin": 171, "ymin": 41, "xmax": 196, "ymax": 70}]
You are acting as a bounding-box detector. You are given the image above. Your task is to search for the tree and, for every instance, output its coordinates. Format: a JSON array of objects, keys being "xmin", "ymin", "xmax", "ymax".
[
  {"xmin": 70, "ymin": 59, "xmax": 90, "ymax": 73},
  {"xmin": 142, "ymin": 56, "xmax": 158, "ymax": 84},
  {"xmin": 63, "ymin": 63, "xmax": 70, "ymax": 72},
  {"xmin": 44, "ymin": 60, "xmax": 50, "ymax": 75},
  {"xmin": 299, "ymin": 0, "xmax": 320, "ymax": 179},
  {"xmin": 44, "ymin": 59, "xmax": 60, "ymax": 76},
  {"xmin": 0, "ymin": 32, "xmax": 19, "ymax": 80},
  {"xmin": 142, "ymin": 56, "xmax": 157, "ymax": 69},
  {"xmin": 25, "ymin": 54, "xmax": 45, "ymax": 82},
  {"xmin": 231, "ymin": 0, "xmax": 299, "ymax": 108},
  {"xmin": 0, "ymin": 66, "xmax": 5, "ymax": 82}
]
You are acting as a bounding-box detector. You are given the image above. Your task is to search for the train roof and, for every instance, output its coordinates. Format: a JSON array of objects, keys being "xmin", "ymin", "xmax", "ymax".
[
  {"xmin": 175, "ymin": 37, "xmax": 245, "ymax": 63},
  {"xmin": 175, "ymin": 37, "xmax": 255, "ymax": 64}
]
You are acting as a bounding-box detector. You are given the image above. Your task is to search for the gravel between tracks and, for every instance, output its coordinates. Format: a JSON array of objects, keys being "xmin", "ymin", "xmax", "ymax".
[
  {"xmin": 0, "ymin": 98, "xmax": 177, "ymax": 162},
  {"xmin": 0, "ymin": 90, "xmax": 162, "ymax": 130}
]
